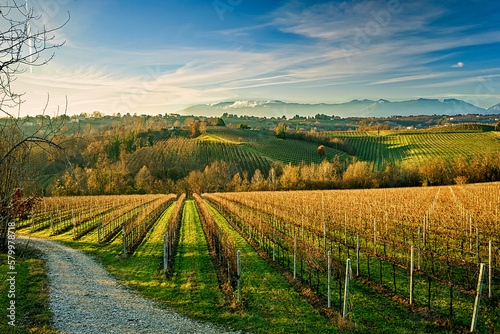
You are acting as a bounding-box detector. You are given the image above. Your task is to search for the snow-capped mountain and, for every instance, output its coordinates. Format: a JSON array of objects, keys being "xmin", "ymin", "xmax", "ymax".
[
  {"xmin": 179, "ymin": 99, "xmax": 498, "ymax": 118},
  {"xmin": 487, "ymin": 103, "xmax": 500, "ymax": 113}
]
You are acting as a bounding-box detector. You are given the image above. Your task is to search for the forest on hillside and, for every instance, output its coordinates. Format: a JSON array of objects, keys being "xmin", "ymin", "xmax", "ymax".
[{"xmin": 11, "ymin": 112, "xmax": 500, "ymax": 197}]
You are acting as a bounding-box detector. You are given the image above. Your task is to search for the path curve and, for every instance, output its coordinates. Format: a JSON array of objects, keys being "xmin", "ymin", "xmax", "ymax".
[{"xmin": 20, "ymin": 236, "xmax": 237, "ymax": 334}]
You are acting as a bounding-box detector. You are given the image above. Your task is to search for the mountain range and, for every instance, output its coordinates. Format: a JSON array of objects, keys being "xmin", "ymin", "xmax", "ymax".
[{"xmin": 180, "ymin": 99, "xmax": 500, "ymax": 118}]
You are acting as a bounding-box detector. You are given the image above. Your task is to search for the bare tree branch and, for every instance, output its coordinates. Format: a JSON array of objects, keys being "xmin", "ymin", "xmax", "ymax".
[{"xmin": 0, "ymin": 0, "xmax": 70, "ymax": 251}]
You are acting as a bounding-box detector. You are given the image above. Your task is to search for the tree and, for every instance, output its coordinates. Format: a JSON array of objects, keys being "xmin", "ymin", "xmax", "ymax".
[
  {"xmin": 135, "ymin": 165, "xmax": 154, "ymax": 193},
  {"xmin": 342, "ymin": 160, "xmax": 375, "ymax": 188},
  {"xmin": 280, "ymin": 164, "xmax": 302, "ymax": 190},
  {"xmin": 215, "ymin": 117, "xmax": 225, "ymax": 126},
  {"xmin": 275, "ymin": 122, "xmax": 287, "ymax": 139},
  {"xmin": 317, "ymin": 145, "xmax": 326, "ymax": 157},
  {"xmin": 0, "ymin": 2, "xmax": 68, "ymax": 250},
  {"xmin": 496, "ymin": 120, "xmax": 500, "ymax": 131},
  {"xmin": 191, "ymin": 121, "xmax": 201, "ymax": 138},
  {"xmin": 250, "ymin": 169, "xmax": 267, "ymax": 190},
  {"xmin": 92, "ymin": 111, "xmax": 103, "ymax": 118},
  {"xmin": 237, "ymin": 123, "xmax": 251, "ymax": 129}
]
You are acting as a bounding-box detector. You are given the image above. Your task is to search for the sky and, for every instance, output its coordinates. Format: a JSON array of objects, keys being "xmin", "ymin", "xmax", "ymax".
[{"xmin": 12, "ymin": 0, "xmax": 500, "ymax": 116}]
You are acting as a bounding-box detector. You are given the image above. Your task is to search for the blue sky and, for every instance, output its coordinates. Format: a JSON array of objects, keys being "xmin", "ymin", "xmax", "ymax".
[{"xmin": 15, "ymin": 0, "xmax": 500, "ymax": 116}]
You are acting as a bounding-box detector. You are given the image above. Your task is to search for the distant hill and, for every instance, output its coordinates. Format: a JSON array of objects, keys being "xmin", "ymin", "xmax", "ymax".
[
  {"xmin": 487, "ymin": 102, "xmax": 500, "ymax": 113},
  {"xmin": 180, "ymin": 98, "xmax": 497, "ymax": 118}
]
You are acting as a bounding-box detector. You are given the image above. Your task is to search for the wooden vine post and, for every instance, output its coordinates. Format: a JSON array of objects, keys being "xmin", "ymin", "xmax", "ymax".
[
  {"xmin": 97, "ymin": 219, "xmax": 101, "ymax": 243},
  {"xmin": 343, "ymin": 258, "xmax": 351, "ymax": 318},
  {"xmin": 410, "ymin": 245, "xmax": 414, "ymax": 305},
  {"xmin": 488, "ymin": 240, "xmax": 492, "ymax": 298},
  {"xmin": 163, "ymin": 234, "xmax": 167, "ymax": 274},
  {"xmin": 294, "ymin": 235, "xmax": 297, "ymax": 280},
  {"xmin": 418, "ymin": 227, "xmax": 421, "ymax": 270},
  {"xmin": 237, "ymin": 250, "xmax": 242, "ymax": 303},
  {"xmin": 470, "ymin": 263, "xmax": 486, "ymax": 332},
  {"xmin": 328, "ymin": 250, "xmax": 331, "ymax": 308},
  {"xmin": 322, "ymin": 193, "xmax": 326, "ymax": 250},
  {"xmin": 273, "ymin": 222, "xmax": 276, "ymax": 262},
  {"xmin": 122, "ymin": 225, "xmax": 126, "ymax": 256},
  {"xmin": 356, "ymin": 232, "xmax": 359, "ymax": 277}
]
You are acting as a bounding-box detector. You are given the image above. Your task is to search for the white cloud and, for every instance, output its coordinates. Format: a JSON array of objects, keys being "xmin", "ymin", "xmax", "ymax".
[
  {"xmin": 452, "ymin": 62, "xmax": 464, "ymax": 68},
  {"xmin": 370, "ymin": 73, "xmax": 444, "ymax": 85},
  {"xmin": 11, "ymin": 1, "xmax": 500, "ymax": 117}
]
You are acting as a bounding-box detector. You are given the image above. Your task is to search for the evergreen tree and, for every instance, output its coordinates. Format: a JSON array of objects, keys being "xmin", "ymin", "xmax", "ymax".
[{"xmin": 276, "ymin": 122, "xmax": 287, "ymax": 139}]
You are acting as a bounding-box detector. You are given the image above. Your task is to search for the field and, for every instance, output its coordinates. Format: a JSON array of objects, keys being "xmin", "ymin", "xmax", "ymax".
[
  {"xmin": 207, "ymin": 127, "xmax": 350, "ymax": 166},
  {"xmin": 325, "ymin": 130, "xmax": 500, "ymax": 169},
  {"xmin": 198, "ymin": 127, "xmax": 500, "ymax": 173},
  {"xmin": 7, "ymin": 181, "xmax": 500, "ymax": 333},
  {"xmin": 128, "ymin": 136, "xmax": 273, "ymax": 177}
]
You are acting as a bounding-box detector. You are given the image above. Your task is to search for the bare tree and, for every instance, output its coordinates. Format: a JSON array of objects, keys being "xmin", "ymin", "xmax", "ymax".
[{"xmin": 0, "ymin": 1, "xmax": 69, "ymax": 250}]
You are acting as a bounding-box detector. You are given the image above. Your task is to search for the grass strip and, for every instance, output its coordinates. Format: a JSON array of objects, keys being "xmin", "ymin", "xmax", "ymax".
[
  {"xmin": 157, "ymin": 199, "xmax": 226, "ymax": 319},
  {"xmin": 0, "ymin": 245, "xmax": 56, "ymax": 334}
]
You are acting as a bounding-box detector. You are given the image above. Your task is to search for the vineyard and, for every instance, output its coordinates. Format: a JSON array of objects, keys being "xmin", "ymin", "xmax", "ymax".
[
  {"xmin": 127, "ymin": 137, "xmax": 272, "ymax": 177},
  {"xmin": 126, "ymin": 129, "xmax": 350, "ymax": 181},
  {"xmin": 203, "ymin": 182, "xmax": 500, "ymax": 332},
  {"xmin": 206, "ymin": 127, "xmax": 500, "ymax": 172},
  {"xmin": 12, "ymin": 182, "xmax": 500, "ymax": 333},
  {"xmin": 325, "ymin": 130, "xmax": 500, "ymax": 169},
  {"xmin": 207, "ymin": 127, "xmax": 350, "ymax": 166}
]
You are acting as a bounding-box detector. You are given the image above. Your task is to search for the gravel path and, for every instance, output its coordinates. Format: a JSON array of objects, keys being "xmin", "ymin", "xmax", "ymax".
[{"xmin": 20, "ymin": 236, "xmax": 238, "ymax": 334}]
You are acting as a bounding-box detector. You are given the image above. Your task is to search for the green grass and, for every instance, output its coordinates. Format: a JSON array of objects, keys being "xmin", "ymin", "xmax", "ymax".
[
  {"xmin": 205, "ymin": 202, "xmax": 342, "ymax": 334},
  {"xmin": 12, "ymin": 199, "xmax": 372, "ymax": 333},
  {"xmin": 0, "ymin": 245, "xmax": 57, "ymax": 334},
  {"xmin": 163, "ymin": 200, "xmax": 225, "ymax": 318},
  {"xmin": 207, "ymin": 127, "xmax": 269, "ymax": 143}
]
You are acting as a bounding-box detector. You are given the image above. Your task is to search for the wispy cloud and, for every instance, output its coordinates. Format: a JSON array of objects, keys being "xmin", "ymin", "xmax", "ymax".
[
  {"xmin": 12, "ymin": 0, "xmax": 500, "ymax": 116},
  {"xmin": 370, "ymin": 73, "xmax": 444, "ymax": 85},
  {"xmin": 410, "ymin": 74, "xmax": 500, "ymax": 88},
  {"xmin": 272, "ymin": 1, "xmax": 444, "ymax": 42}
]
